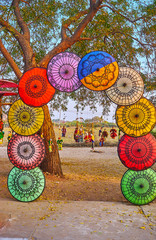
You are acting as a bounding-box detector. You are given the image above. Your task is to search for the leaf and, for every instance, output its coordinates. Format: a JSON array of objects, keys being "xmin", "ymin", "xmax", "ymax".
[{"xmin": 140, "ymin": 226, "xmax": 146, "ymax": 230}]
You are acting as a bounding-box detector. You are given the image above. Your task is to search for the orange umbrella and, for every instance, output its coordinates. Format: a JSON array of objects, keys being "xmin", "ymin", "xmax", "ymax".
[{"xmin": 19, "ymin": 68, "xmax": 55, "ymax": 107}]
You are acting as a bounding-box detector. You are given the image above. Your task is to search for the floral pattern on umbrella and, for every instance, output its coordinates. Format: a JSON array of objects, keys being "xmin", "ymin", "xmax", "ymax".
[
  {"xmin": 47, "ymin": 52, "xmax": 82, "ymax": 92},
  {"xmin": 121, "ymin": 168, "xmax": 156, "ymax": 205},
  {"xmin": 8, "ymin": 99, "xmax": 44, "ymax": 136},
  {"xmin": 19, "ymin": 68, "xmax": 55, "ymax": 107},
  {"xmin": 77, "ymin": 51, "xmax": 119, "ymax": 91},
  {"xmin": 8, "ymin": 167, "xmax": 45, "ymax": 202},
  {"xmin": 106, "ymin": 67, "xmax": 144, "ymax": 105},
  {"xmin": 116, "ymin": 98, "xmax": 156, "ymax": 137},
  {"xmin": 118, "ymin": 133, "xmax": 156, "ymax": 171},
  {"xmin": 8, "ymin": 134, "xmax": 45, "ymax": 170}
]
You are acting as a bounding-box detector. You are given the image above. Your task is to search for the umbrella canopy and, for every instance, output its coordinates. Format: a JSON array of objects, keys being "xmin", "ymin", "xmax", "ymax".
[
  {"xmin": 18, "ymin": 68, "xmax": 55, "ymax": 107},
  {"xmin": 8, "ymin": 99, "xmax": 44, "ymax": 135},
  {"xmin": 8, "ymin": 167, "xmax": 45, "ymax": 202},
  {"xmin": 118, "ymin": 133, "xmax": 156, "ymax": 170},
  {"xmin": 0, "ymin": 79, "xmax": 18, "ymax": 88},
  {"xmin": 116, "ymin": 98, "xmax": 156, "ymax": 137},
  {"xmin": 8, "ymin": 134, "xmax": 45, "ymax": 170},
  {"xmin": 77, "ymin": 51, "xmax": 119, "ymax": 91},
  {"xmin": 47, "ymin": 52, "xmax": 82, "ymax": 92},
  {"xmin": 0, "ymin": 91, "xmax": 18, "ymax": 97},
  {"xmin": 121, "ymin": 168, "xmax": 156, "ymax": 205},
  {"xmin": 106, "ymin": 67, "xmax": 144, "ymax": 105}
]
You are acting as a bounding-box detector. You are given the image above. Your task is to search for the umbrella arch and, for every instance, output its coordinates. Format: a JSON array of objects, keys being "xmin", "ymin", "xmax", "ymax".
[{"xmin": 4, "ymin": 50, "xmax": 156, "ymax": 205}]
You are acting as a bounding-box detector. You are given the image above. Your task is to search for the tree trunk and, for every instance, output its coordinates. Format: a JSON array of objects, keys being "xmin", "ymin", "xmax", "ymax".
[{"xmin": 40, "ymin": 104, "xmax": 63, "ymax": 177}]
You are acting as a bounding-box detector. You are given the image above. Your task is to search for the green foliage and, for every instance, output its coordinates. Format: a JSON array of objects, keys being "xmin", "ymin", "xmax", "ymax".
[{"xmin": 151, "ymin": 129, "xmax": 156, "ymax": 138}]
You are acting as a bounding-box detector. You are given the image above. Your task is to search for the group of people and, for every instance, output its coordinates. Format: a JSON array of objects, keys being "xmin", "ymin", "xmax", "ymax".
[
  {"xmin": 74, "ymin": 125, "xmax": 84, "ymax": 142},
  {"xmin": 58, "ymin": 124, "xmax": 119, "ymax": 151},
  {"xmin": 73, "ymin": 126, "xmax": 118, "ymax": 147},
  {"xmin": 99, "ymin": 127, "xmax": 118, "ymax": 146}
]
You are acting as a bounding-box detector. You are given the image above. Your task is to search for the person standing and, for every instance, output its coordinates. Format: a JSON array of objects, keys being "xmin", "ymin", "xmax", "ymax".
[
  {"xmin": 91, "ymin": 133, "xmax": 95, "ymax": 150},
  {"xmin": 61, "ymin": 125, "xmax": 66, "ymax": 137}
]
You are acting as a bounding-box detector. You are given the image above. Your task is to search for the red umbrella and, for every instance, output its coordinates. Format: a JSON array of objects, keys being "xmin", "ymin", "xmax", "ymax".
[
  {"xmin": 0, "ymin": 91, "xmax": 18, "ymax": 97},
  {"xmin": 0, "ymin": 79, "xmax": 18, "ymax": 88},
  {"xmin": 118, "ymin": 133, "xmax": 156, "ymax": 170},
  {"xmin": 19, "ymin": 67, "xmax": 55, "ymax": 107}
]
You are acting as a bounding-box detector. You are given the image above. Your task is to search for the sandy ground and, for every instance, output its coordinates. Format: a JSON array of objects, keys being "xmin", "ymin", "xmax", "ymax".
[
  {"xmin": 0, "ymin": 146, "xmax": 156, "ymax": 240},
  {"xmin": 0, "ymin": 146, "xmax": 156, "ymax": 203}
]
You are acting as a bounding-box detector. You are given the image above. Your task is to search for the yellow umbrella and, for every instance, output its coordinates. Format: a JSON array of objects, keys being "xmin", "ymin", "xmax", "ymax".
[
  {"xmin": 116, "ymin": 98, "xmax": 156, "ymax": 137},
  {"xmin": 8, "ymin": 99, "xmax": 44, "ymax": 135}
]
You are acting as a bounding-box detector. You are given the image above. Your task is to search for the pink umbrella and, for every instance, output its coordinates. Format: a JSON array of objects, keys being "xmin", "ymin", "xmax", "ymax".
[{"xmin": 0, "ymin": 79, "xmax": 18, "ymax": 88}]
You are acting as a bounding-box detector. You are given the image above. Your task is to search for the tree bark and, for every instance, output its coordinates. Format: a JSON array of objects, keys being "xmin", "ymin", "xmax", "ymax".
[{"xmin": 40, "ymin": 105, "xmax": 63, "ymax": 177}]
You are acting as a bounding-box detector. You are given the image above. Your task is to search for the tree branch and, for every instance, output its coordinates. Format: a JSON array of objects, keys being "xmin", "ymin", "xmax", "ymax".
[
  {"xmin": 90, "ymin": 0, "xmax": 96, "ymax": 8},
  {"xmin": 0, "ymin": 39, "xmax": 22, "ymax": 78},
  {"xmin": 12, "ymin": 0, "xmax": 30, "ymax": 41},
  {"xmin": 79, "ymin": 37, "xmax": 92, "ymax": 41},
  {"xmin": 0, "ymin": 16, "xmax": 36, "ymax": 70},
  {"xmin": 39, "ymin": 0, "xmax": 103, "ymax": 67},
  {"xmin": 61, "ymin": 10, "xmax": 89, "ymax": 41},
  {"xmin": 0, "ymin": 17, "xmax": 22, "ymax": 40},
  {"xmin": 110, "ymin": 29, "xmax": 155, "ymax": 47},
  {"xmin": 72, "ymin": 0, "xmax": 103, "ymax": 41},
  {"xmin": 101, "ymin": 3, "xmax": 148, "ymax": 23}
]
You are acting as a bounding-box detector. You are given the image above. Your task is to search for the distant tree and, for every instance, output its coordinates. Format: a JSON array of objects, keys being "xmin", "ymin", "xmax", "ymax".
[{"xmin": 0, "ymin": 0, "xmax": 155, "ymax": 175}]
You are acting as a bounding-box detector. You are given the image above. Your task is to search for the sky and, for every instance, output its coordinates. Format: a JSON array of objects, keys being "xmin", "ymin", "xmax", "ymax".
[
  {"xmin": 51, "ymin": 90, "xmax": 154, "ymax": 123},
  {"xmin": 51, "ymin": 100, "xmax": 117, "ymax": 122}
]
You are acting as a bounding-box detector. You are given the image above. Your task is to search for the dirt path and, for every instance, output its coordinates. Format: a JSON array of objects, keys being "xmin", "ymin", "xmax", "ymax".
[{"xmin": 0, "ymin": 146, "xmax": 155, "ymax": 203}]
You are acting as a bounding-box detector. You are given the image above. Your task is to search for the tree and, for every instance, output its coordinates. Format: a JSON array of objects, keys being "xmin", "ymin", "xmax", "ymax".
[{"xmin": 0, "ymin": 0, "xmax": 155, "ymax": 175}]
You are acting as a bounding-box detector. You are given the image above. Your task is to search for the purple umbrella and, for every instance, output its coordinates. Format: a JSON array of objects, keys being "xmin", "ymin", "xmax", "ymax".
[{"xmin": 47, "ymin": 52, "xmax": 82, "ymax": 92}]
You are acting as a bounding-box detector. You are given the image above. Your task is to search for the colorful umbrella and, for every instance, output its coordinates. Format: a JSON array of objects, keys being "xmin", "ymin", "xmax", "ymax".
[
  {"xmin": 18, "ymin": 68, "xmax": 55, "ymax": 107},
  {"xmin": 118, "ymin": 134, "xmax": 156, "ymax": 171},
  {"xmin": 77, "ymin": 51, "xmax": 119, "ymax": 91},
  {"xmin": 0, "ymin": 91, "xmax": 18, "ymax": 97},
  {"xmin": 8, "ymin": 167, "xmax": 45, "ymax": 202},
  {"xmin": 106, "ymin": 67, "xmax": 144, "ymax": 105},
  {"xmin": 121, "ymin": 168, "xmax": 156, "ymax": 205},
  {"xmin": 0, "ymin": 79, "xmax": 18, "ymax": 88},
  {"xmin": 116, "ymin": 98, "xmax": 156, "ymax": 137},
  {"xmin": 47, "ymin": 52, "xmax": 82, "ymax": 92},
  {"xmin": 8, "ymin": 99, "xmax": 44, "ymax": 135},
  {"xmin": 8, "ymin": 134, "xmax": 45, "ymax": 170}
]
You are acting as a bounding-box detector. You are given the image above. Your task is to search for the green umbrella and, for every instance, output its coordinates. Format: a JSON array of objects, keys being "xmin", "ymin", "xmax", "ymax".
[
  {"xmin": 121, "ymin": 168, "xmax": 156, "ymax": 205},
  {"xmin": 8, "ymin": 167, "xmax": 45, "ymax": 202}
]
